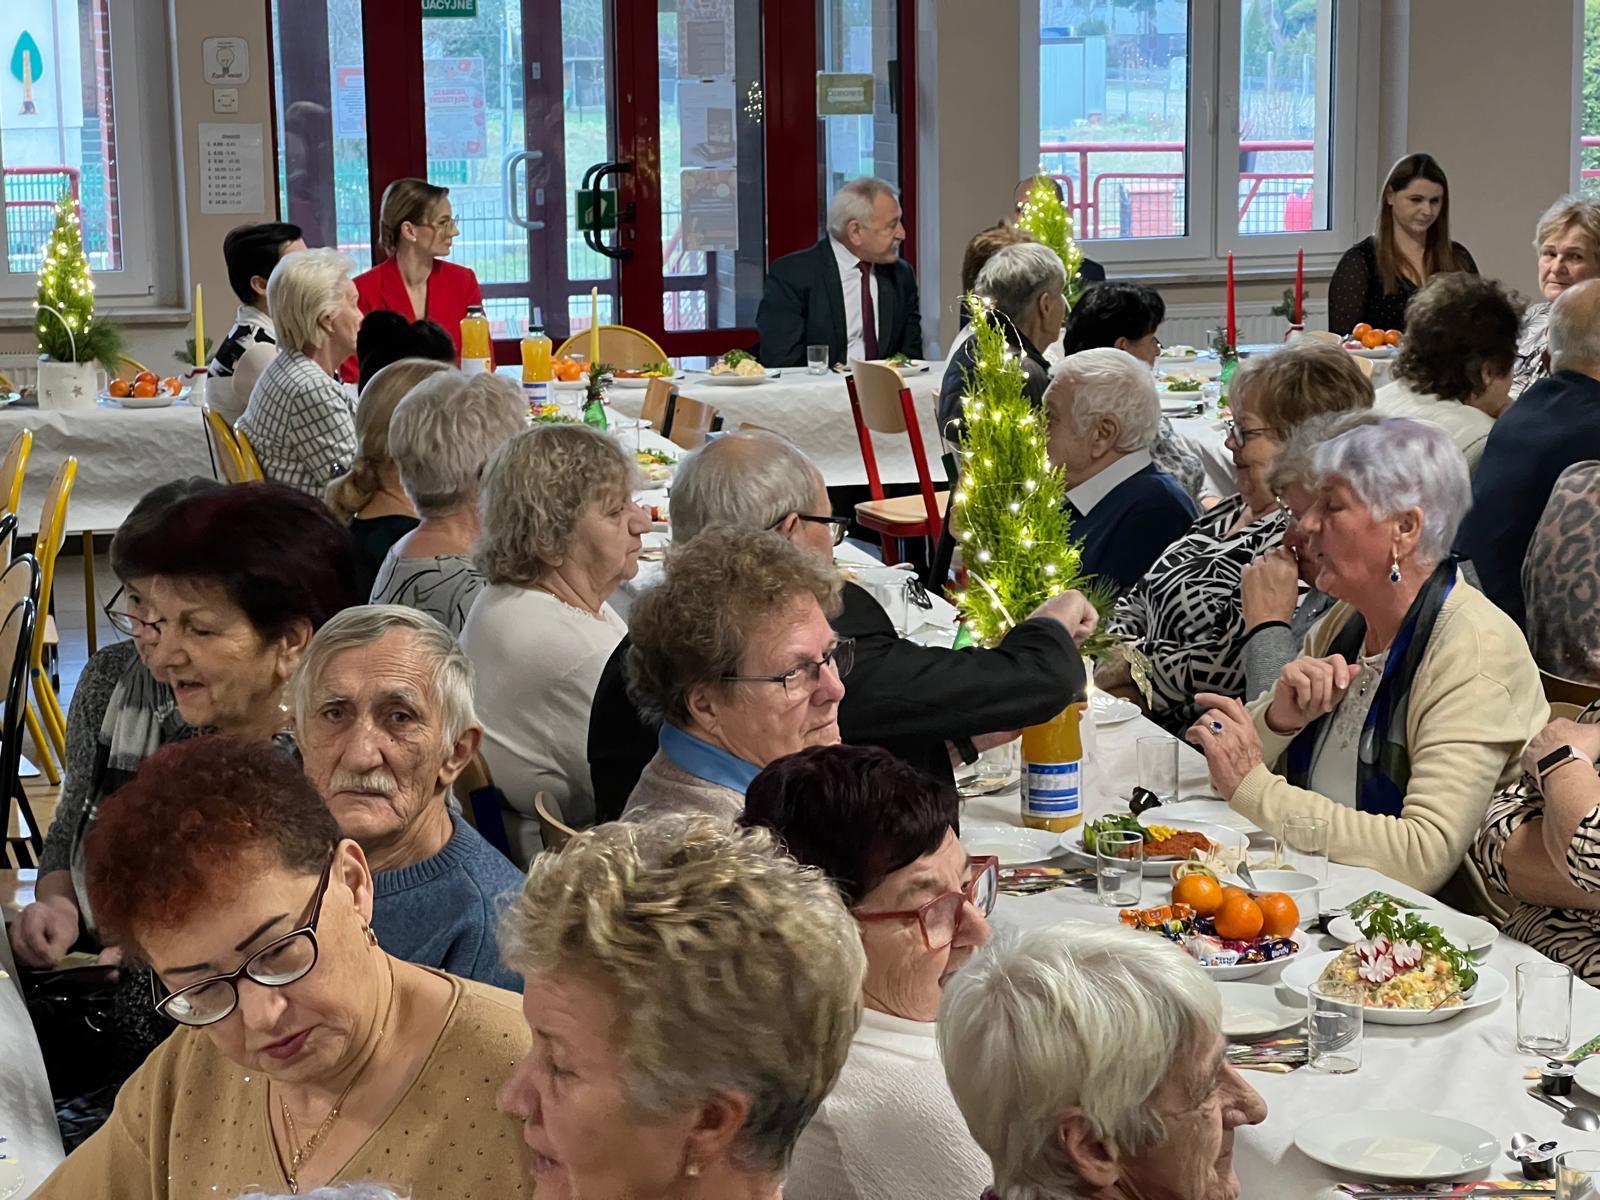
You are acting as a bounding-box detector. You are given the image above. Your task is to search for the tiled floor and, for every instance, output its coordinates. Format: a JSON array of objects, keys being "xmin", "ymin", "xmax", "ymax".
[{"xmin": 1, "ymin": 545, "xmax": 111, "ymax": 914}]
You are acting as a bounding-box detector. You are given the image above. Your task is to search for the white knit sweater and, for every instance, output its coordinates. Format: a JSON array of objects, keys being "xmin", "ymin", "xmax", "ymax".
[{"xmin": 785, "ymin": 1008, "xmax": 991, "ymax": 1200}]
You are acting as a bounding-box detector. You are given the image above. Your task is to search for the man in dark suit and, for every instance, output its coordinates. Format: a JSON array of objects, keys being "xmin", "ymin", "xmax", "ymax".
[
  {"xmin": 756, "ymin": 178, "xmax": 923, "ymax": 368},
  {"xmin": 1455, "ymin": 279, "xmax": 1600, "ymax": 627},
  {"xmin": 587, "ymin": 431, "xmax": 1096, "ymax": 822},
  {"xmin": 1048, "ymin": 348, "xmax": 1198, "ymax": 594}
]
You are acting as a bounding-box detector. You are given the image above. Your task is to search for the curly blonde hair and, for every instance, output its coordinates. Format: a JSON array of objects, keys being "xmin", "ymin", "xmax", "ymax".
[
  {"xmin": 325, "ymin": 358, "xmax": 453, "ymax": 520},
  {"xmin": 625, "ymin": 527, "xmax": 843, "ymax": 728},
  {"xmin": 1230, "ymin": 340, "xmax": 1373, "ymax": 440},
  {"xmin": 475, "ymin": 424, "xmax": 638, "ymax": 586},
  {"xmin": 500, "ymin": 816, "xmax": 865, "ymax": 1174}
]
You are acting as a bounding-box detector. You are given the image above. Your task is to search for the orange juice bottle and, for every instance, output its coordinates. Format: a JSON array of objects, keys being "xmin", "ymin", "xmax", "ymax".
[
  {"xmin": 1021, "ymin": 702, "xmax": 1085, "ymax": 832},
  {"xmin": 521, "ymin": 317, "xmax": 553, "ymax": 407},
  {"xmin": 460, "ymin": 305, "xmax": 492, "ymax": 375}
]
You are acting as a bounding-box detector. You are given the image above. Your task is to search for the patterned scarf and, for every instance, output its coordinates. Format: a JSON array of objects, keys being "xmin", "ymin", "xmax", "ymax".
[{"xmin": 1285, "ymin": 560, "xmax": 1457, "ymax": 817}]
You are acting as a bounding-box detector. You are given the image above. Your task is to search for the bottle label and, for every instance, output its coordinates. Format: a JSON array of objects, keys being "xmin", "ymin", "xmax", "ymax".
[
  {"xmin": 1023, "ymin": 760, "xmax": 1081, "ymax": 817},
  {"xmin": 462, "ymin": 357, "xmax": 490, "ymax": 377},
  {"xmin": 524, "ymin": 380, "xmax": 552, "ymax": 406}
]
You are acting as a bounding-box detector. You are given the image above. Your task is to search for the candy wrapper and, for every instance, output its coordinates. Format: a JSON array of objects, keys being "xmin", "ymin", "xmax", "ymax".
[{"xmin": 1118, "ymin": 904, "xmax": 1298, "ymax": 965}]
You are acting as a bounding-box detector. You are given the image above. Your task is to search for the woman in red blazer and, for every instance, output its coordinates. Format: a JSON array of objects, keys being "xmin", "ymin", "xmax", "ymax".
[{"xmin": 344, "ymin": 178, "xmax": 484, "ymax": 381}]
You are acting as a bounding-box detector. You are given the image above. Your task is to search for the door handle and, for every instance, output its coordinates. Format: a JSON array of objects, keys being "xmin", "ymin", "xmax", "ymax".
[
  {"xmin": 580, "ymin": 160, "xmax": 634, "ymax": 261},
  {"xmin": 503, "ymin": 149, "xmax": 546, "ymax": 231}
]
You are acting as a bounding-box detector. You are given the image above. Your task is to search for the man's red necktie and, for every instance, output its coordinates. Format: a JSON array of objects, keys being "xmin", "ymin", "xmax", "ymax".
[{"xmin": 857, "ymin": 259, "xmax": 879, "ymax": 359}]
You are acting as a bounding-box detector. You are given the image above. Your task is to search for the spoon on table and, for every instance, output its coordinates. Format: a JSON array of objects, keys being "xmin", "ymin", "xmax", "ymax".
[{"xmin": 1528, "ymin": 1086, "xmax": 1600, "ymax": 1131}]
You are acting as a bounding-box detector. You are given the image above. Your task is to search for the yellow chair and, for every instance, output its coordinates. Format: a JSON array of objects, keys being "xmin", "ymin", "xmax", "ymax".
[
  {"xmin": 0, "ymin": 429, "xmax": 31, "ymax": 518},
  {"xmin": 27, "ymin": 457, "xmax": 76, "ymax": 784},
  {"xmin": 202, "ymin": 405, "xmax": 248, "ymax": 483},
  {"xmin": 553, "ymin": 325, "xmax": 670, "ymax": 372},
  {"xmin": 234, "ymin": 426, "xmax": 265, "ymax": 482}
]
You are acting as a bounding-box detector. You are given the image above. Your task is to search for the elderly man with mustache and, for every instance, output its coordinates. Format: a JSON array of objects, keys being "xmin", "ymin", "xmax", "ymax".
[{"xmin": 292, "ymin": 604, "xmax": 525, "ymax": 991}]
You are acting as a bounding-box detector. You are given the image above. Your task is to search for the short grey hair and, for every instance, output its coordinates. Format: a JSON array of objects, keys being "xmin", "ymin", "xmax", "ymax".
[
  {"xmin": 1313, "ymin": 416, "xmax": 1471, "ymax": 568},
  {"xmin": 291, "ymin": 604, "xmax": 478, "ymax": 748},
  {"xmin": 826, "ymin": 177, "xmax": 898, "ymax": 239},
  {"xmin": 389, "ymin": 370, "xmax": 527, "ymax": 517},
  {"xmin": 974, "ymin": 242, "xmax": 1066, "ymax": 322},
  {"xmin": 671, "ymin": 431, "xmax": 824, "ymax": 542},
  {"xmin": 266, "ymin": 247, "xmax": 355, "ymax": 355},
  {"xmin": 1548, "ymin": 279, "xmax": 1600, "ymax": 370},
  {"xmin": 1265, "ymin": 409, "xmax": 1384, "ymax": 497},
  {"xmin": 476, "ymin": 424, "xmax": 638, "ymax": 586},
  {"xmin": 938, "ymin": 922, "xmax": 1221, "ymax": 1200},
  {"xmin": 1535, "ymin": 193, "xmax": 1600, "ymax": 255},
  {"xmin": 1045, "ymin": 347, "xmax": 1160, "ymax": 453}
]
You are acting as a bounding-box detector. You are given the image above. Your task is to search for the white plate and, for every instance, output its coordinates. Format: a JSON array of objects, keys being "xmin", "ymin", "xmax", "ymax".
[
  {"xmin": 1089, "ymin": 692, "xmax": 1140, "ymax": 726},
  {"xmin": 1293, "ymin": 1110, "xmax": 1499, "ymax": 1181},
  {"xmin": 1136, "ymin": 799, "xmax": 1251, "ymax": 832},
  {"xmin": 961, "ymin": 823, "xmax": 1063, "ymax": 866},
  {"xmin": 610, "ymin": 376, "xmax": 656, "ymax": 389},
  {"xmin": 1201, "ymin": 932, "xmax": 1304, "ymax": 981},
  {"xmin": 1278, "ymin": 950, "xmax": 1507, "ymax": 1025},
  {"xmin": 1343, "ymin": 344, "xmax": 1397, "ymax": 359},
  {"xmin": 1159, "ymin": 396, "xmax": 1204, "ymax": 414},
  {"xmin": 703, "ymin": 372, "xmax": 769, "ymax": 386},
  {"xmin": 102, "ymin": 386, "xmax": 186, "ymax": 408},
  {"xmin": 1062, "ymin": 818, "xmax": 1247, "ymax": 876},
  {"xmin": 1573, "ymin": 1057, "xmax": 1600, "ymax": 1098},
  {"xmin": 1217, "ymin": 982, "xmax": 1305, "ymax": 1037},
  {"xmin": 554, "ymin": 378, "xmax": 586, "ymax": 391},
  {"xmin": 1326, "ymin": 908, "xmax": 1497, "ymax": 956}
]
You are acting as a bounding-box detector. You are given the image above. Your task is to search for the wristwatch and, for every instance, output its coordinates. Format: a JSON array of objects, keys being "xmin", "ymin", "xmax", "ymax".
[{"xmin": 1537, "ymin": 744, "xmax": 1594, "ymax": 782}]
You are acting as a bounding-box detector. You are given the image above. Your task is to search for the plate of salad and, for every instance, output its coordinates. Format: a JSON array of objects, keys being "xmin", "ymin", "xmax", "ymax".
[
  {"xmin": 612, "ymin": 362, "xmax": 678, "ymax": 388},
  {"xmin": 705, "ymin": 350, "xmax": 770, "ymax": 385}
]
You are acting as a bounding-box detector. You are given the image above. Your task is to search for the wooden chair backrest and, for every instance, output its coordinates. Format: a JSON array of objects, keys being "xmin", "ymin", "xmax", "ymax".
[
  {"xmin": 664, "ymin": 394, "xmax": 717, "ymax": 450},
  {"xmin": 641, "ymin": 377, "xmax": 677, "ymax": 429},
  {"xmin": 848, "ymin": 359, "xmax": 914, "ymax": 434},
  {"xmin": 534, "ymin": 791, "xmax": 575, "ymax": 852},
  {"xmin": 31, "ymin": 458, "xmax": 75, "ymax": 665},
  {"xmin": 0, "ymin": 429, "xmax": 31, "ymax": 517},
  {"xmin": 1541, "ymin": 668, "xmax": 1600, "ymax": 709},
  {"xmin": 1549, "ymin": 700, "xmax": 1588, "ymax": 722},
  {"xmin": 553, "ymin": 326, "xmax": 671, "ymax": 371}
]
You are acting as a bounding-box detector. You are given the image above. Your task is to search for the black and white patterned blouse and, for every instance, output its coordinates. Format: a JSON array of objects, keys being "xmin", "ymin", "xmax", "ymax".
[
  {"xmin": 234, "ymin": 348, "xmax": 357, "ymax": 495},
  {"xmin": 1475, "ymin": 701, "xmax": 1600, "ymax": 983},
  {"xmin": 370, "ymin": 550, "xmax": 486, "ymax": 638},
  {"xmin": 1110, "ymin": 494, "xmax": 1290, "ymax": 731},
  {"xmin": 1511, "ymin": 300, "xmax": 1552, "ymax": 403}
]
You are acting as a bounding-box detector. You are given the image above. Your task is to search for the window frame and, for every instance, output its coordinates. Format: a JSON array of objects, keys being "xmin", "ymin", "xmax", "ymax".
[
  {"xmin": 1039, "ymin": 0, "xmax": 1376, "ymax": 280},
  {"xmin": 0, "ymin": 0, "xmax": 181, "ymax": 305}
]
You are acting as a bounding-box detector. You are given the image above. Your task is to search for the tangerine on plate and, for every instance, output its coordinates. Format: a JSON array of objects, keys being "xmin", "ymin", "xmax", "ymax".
[
  {"xmin": 131, "ymin": 380, "xmax": 158, "ymax": 398},
  {"xmin": 108, "ymin": 378, "xmax": 131, "ymax": 398},
  {"xmin": 1214, "ymin": 893, "xmax": 1264, "ymax": 941},
  {"xmin": 134, "ymin": 370, "xmax": 158, "ymax": 386},
  {"xmin": 1361, "ymin": 329, "xmax": 1387, "ymax": 349},
  {"xmin": 161, "ymin": 377, "xmax": 182, "ymax": 395},
  {"xmin": 1351, "ymin": 322, "xmax": 1372, "ymax": 338},
  {"xmin": 1255, "ymin": 892, "xmax": 1299, "ymax": 938},
  {"xmin": 1172, "ymin": 874, "xmax": 1224, "ymax": 918},
  {"xmin": 1384, "ymin": 329, "xmax": 1401, "ymax": 345},
  {"xmin": 1219, "ymin": 885, "xmax": 1248, "ymax": 904}
]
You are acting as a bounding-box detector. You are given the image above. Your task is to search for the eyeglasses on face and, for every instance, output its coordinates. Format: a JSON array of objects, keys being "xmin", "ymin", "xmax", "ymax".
[
  {"xmin": 720, "ymin": 637, "xmax": 855, "ymax": 698},
  {"xmin": 1223, "ymin": 417, "xmax": 1272, "ymax": 445},
  {"xmin": 149, "ymin": 852, "xmax": 335, "ymax": 1027},
  {"xmin": 854, "ymin": 856, "xmax": 1000, "ymax": 951},
  {"xmin": 103, "ymin": 585, "xmax": 163, "ymax": 639},
  {"xmin": 771, "ymin": 512, "xmax": 850, "ymax": 547}
]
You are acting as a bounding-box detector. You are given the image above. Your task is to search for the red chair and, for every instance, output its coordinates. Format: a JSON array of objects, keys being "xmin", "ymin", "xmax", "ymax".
[{"xmin": 845, "ymin": 359, "xmax": 948, "ymax": 566}]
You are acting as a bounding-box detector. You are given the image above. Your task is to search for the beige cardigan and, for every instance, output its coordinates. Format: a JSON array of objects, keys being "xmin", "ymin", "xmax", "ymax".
[
  {"xmin": 620, "ymin": 749, "xmax": 746, "ymax": 825},
  {"xmin": 1233, "ymin": 581, "xmax": 1547, "ymax": 900}
]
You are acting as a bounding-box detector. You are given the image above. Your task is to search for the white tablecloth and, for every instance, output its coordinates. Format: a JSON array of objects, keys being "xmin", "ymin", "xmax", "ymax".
[
  {"xmin": 967, "ymin": 720, "xmax": 1600, "ymax": 1196},
  {"xmin": 0, "ymin": 401, "xmax": 216, "ymax": 536},
  {"xmin": 0, "ymin": 926, "xmax": 65, "ymax": 1197},
  {"xmin": 606, "ymin": 371, "xmax": 950, "ymax": 490}
]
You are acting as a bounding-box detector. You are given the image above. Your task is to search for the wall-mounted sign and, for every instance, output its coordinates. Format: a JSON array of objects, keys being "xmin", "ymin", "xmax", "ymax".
[
  {"xmin": 202, "ymin": 36, "xmax": 250, "ymax": 85},
  {"xmin": 816, "ymin": 73, "xmax": 875, "ymax": 116},
  {"xmin": 423, "ymin": 0, "xmax": 478, "ymax": 17}
]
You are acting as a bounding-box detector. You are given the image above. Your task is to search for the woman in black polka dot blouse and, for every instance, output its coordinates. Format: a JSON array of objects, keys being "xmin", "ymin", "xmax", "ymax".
[{"xmin": 1328, "ymin": 153, "xmax": 1478, "ymax": 336}]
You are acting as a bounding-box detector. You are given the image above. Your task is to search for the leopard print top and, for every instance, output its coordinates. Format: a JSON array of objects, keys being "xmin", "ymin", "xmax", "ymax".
[{"xmin": 1522, "ymin": 458, "xmax": 1600, "ymax": 685}]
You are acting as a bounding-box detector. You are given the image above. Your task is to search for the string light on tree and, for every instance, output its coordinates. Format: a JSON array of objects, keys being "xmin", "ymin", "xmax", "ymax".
[
  {"xmin": 950, "ymin": 296, "xmax": 1096, "ymax": 647},
  {"xmin": 1016, "ymin": 168, "xmax": 1085, "ymax": 303},
  {"xmin": 34, "ymin": 191, "xmax": 120, "ymax": 368}
]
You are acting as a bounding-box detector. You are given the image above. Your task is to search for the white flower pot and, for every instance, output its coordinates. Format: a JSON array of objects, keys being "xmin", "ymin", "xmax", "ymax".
[{"xmin": 37, "ymin": 357, "xmax": 101, "ymax": 412}]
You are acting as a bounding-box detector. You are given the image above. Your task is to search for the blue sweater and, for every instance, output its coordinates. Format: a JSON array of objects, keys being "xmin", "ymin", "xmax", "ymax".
[
  {"xmin": 370, "ymin": 812, "xmax": 525, "ymax": 993},
  {"xmin": 1068, "ymin": 462, "xmax": 1199, "ymax": 594}
]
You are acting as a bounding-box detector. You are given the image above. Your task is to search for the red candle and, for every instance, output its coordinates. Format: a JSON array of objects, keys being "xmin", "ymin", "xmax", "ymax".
[
  {"xmin": 1294, "ymin": 247, "xmax": 1305, "ymax": 325},
  {"xmin": 1225, "ymin": 252, "xmax": 1236, "ymax": 348}
]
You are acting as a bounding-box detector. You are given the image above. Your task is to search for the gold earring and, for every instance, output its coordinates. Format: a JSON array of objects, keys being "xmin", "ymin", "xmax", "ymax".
[
  {"xmin": 684, "ymin": 1162, "xmax": 700, "ymax": 1179},
  {"xmin": 361, "ymin": 922, "xmax": 379, "ymax": 948}
]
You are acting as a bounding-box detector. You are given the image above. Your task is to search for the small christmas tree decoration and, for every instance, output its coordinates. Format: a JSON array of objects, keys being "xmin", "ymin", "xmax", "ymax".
[
  {"xmin": 950, "ymin": 297, "xmax": 1095, "ymax": 648},
  {"xmin": 1016, "ymin": 170, "xmax": 1085, "ymax": 302},
  {"xmin": 582, "ymin": 360, "xmax": 613, "ymax": 430},
  {"xmin": 34, "ymin": 191, "xmax": 121, "ymax": 369}
]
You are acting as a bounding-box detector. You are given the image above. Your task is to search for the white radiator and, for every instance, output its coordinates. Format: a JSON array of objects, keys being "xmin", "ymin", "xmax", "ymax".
[{"xmin": 1157, "ymin": 299, "xmax": 1331, "ymax": 349}]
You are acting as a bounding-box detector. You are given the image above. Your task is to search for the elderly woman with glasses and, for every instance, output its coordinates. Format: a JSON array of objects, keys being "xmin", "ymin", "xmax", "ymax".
[
  {"xmin": 461, "ymin": 423, "xmax": 650, "ymax": 860},
  {"xmin": 497, "ymin": 815, "xmax": 865, "ymax": 1200},
  {"xmin": 30, "ymin": 736, "xmax": 532, "ymax": 1200},
  {"xmin": 347, "ymin": 177, "xmax": 484, "ymax": 379},
  {"xmin": 940, "ymin": 922, "xmax": 1266, "ymax": 1200},
  {"xmin": 739, "ymin": 744, "xmax": 995, "ymax": 1200},
  {"xmin": 1096, "ymin": 342, "xmax": 1373, "ymax": 732},
  {"xmin": 1190, "ymin": 418, "xmax": 1547, "ymax": 904},
  {"xmin": 622, "ymin": 527, "xmax": 848, "ymax": 824}
]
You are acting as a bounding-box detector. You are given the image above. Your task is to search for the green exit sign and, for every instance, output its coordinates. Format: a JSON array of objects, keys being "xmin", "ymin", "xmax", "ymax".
[
  {"xmin": 422, "ymin": 0, "xmax": 477, "ymax": 16},
  {"xmin": 576, "ymin": 187, "xmax": 619, "ymax": 231}
]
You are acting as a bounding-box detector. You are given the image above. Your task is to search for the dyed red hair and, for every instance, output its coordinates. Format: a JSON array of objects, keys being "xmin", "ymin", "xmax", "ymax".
[{"xmin": 85, "ymin": 736, "xmax": 339, "ymax": 956}]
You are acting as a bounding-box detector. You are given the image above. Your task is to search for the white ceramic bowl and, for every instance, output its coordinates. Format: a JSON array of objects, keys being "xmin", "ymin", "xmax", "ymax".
[{"xmin": 1226, "ymin": 868, "xmax": 1322, "ymax": 920}]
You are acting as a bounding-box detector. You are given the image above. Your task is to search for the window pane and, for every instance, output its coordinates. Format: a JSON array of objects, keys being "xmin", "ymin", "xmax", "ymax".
[
  {"xmin": 2, "ymin": 0, "xmax": 123, "ymax": 274},
  {"xmin": 1581, "ymin": 0, "xmax": 1600, "ymax": 197},
  {"xmin": 657, "ymin": 0, "xmax": 766, "ymax": 331},
  {"xmin": 1038, "ymin": 1, "xmax": 1190, "ymax": 241},
  {"xmin": 272, "ymin": 0, "xmax": 371, "ymax": 270},
  {"xmin": 1236, "ymin": 0, "xmax": 1333, "ymax": 236},
  {"xmin": 819, "ymin": 0, "xmax": 899, "ymax": 200}
]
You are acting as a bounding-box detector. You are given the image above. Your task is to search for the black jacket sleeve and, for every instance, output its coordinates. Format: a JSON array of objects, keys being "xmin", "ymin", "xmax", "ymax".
[
  {"xmin": 586, "ymin": 637, "xmax": 659, "ymax": 824},
  {"xmin": 756, "ymin": 259, "xmax": 810, "ymax": 368},
  {"xmin": 834, "ymin": 584, "xmax": 1086, "ymax": 780},
  {"xmin": 897, "ymin": 262, "xmax": 924, "ymax": 359}
]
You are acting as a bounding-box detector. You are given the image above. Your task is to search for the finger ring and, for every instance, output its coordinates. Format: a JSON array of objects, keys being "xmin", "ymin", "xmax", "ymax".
[{"xmin": 1208, "ymin": 719, "xmax": 1224, "ymax": 734}]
